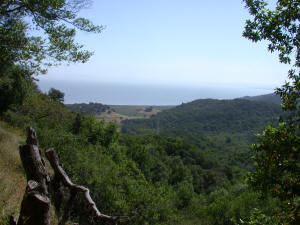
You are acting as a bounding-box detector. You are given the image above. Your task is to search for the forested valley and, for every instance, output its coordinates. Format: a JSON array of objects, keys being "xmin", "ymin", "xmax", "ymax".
[
  {"xmin": 0, "ymin": 0, "xmax": 299, "ymax": 225},
  {"xmin": 0, "ymin": 88, "xmax": 283, "ymax": 225}
]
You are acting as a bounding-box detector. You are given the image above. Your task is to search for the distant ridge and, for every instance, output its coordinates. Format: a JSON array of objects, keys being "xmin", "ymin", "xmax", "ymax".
[
  {"xmin": 122, "ymin": 98, "xmax": 282, "ymax": 137},
  {"xmin": 121, "ymin": 98, "xmax": 283, "ymax": 168},
  {"xmin": 240, "ymin": 93, "xmax": 281, "ymax": 105}
]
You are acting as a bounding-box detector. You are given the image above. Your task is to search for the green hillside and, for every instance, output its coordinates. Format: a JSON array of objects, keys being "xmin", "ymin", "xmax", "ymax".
[
  {"xmin": 1, "ymin": 94, "xmax": 264, "ymax": 224},
  {"xmin": 241, "ymin": 93, "xmax": 281, "ymax": 105},
  {"xmin": 0, "ymin": 95, "xmax": 284, "ymax": 224},
  {"xmin": 121, "ymin": 99, "xmax": 283, "ymax": 167}
]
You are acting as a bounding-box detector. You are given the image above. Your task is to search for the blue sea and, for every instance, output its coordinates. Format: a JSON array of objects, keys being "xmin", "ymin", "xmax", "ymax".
[{"xmin": 37, "ymin": 80, "xmax": 276, "ymax": 105}]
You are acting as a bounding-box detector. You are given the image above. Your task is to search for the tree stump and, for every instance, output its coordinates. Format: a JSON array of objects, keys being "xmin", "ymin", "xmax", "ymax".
[
  {"xmin": 16, "ymin": 127, "xmax": 116, "ymax": 225},
  {"xmin": 17, "ymin": 181, "xmax": 50, "ymax": 225},
  {"xmin": 17, "ymin": 127, "xmax": 50, "ymax": 225}
]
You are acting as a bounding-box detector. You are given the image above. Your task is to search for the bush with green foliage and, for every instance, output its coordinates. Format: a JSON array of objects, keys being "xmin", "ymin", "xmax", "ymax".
[{"xmin": 0, "ymin": 66, "xmax": 36, "ymax": 114}]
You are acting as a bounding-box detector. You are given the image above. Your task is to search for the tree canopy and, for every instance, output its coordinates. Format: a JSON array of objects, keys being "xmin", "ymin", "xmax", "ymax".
[
  {"xmin": 48, "ymin": 88, "xmax": 65, "ymax": 103},
  {"xmin": 243, "ymin": 0, "xmax": 300, "ymax": 224},
  {"xmin": 0, "ymin": 0, "xmax": 102, "ymax": 114},
  {"xmin": 243, "ymin": 0, "xmax": 299, "ymax": 66},
  {"xmin": 0, "ymin": 0, "xmax": 103, "ymax": 75}
]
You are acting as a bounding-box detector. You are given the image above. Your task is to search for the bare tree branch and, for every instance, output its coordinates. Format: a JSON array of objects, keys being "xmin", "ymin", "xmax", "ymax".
[{"xmin": 45, "ymin": 148, "xmax": 118, "ymax": 225}]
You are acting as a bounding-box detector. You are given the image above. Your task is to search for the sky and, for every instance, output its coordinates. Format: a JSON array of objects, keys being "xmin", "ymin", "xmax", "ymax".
[{"xmin": 40, "ymin": 0, "xmax": 289, "ymax": 91}]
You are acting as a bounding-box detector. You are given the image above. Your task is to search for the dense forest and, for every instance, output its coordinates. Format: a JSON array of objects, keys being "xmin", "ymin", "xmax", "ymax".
[
  {"xmin": 241, "ymin": 93, "xmax": 282, "ymax": 105},
  {"xmin": 122, "ymin": 98, "xmax": 282, "ymax": 138},
  {"xmin": 0, "ymin": 0, "xmax": 299, "ymax": 225},
  {"xmin": 0, "ymin": 92, "xmax": 279, "ymax": 225},
  {"xmin": 122, "ymin": 98, "xmax": 284, "ymax": 170}
]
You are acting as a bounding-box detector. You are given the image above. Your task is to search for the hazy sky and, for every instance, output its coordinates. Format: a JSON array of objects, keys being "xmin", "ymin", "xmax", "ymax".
[{"xmin": 41, "ymin": 0, "xmax": 289, "ymax": 89}]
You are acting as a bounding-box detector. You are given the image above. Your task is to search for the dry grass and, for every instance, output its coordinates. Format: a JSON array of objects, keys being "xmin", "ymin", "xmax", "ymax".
[
  {"xmin": 0, "ymin": 120, "xmax": 123, "ymax": 224},
  {"xmin": 0, "ymin": 123, "xmax": 26, "ymax": 223},
  {"xmin": 0, "ymin": 122, "xmax": 67, "ymax": 224}
]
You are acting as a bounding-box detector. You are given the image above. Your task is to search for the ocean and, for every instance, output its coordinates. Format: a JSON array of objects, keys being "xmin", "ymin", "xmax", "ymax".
[{"xmin": 37, "ymin": 80, "xmax": 276, "ymax": 105}]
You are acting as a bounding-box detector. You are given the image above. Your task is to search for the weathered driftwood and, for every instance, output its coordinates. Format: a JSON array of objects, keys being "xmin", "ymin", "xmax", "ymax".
[
  {"xmin": 45, "ymin": 148, "xmax": 117, "ymax": 225},
  {"xmin": 17, "ymin": 127, "xmax": 50, "ymax": 225}
]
